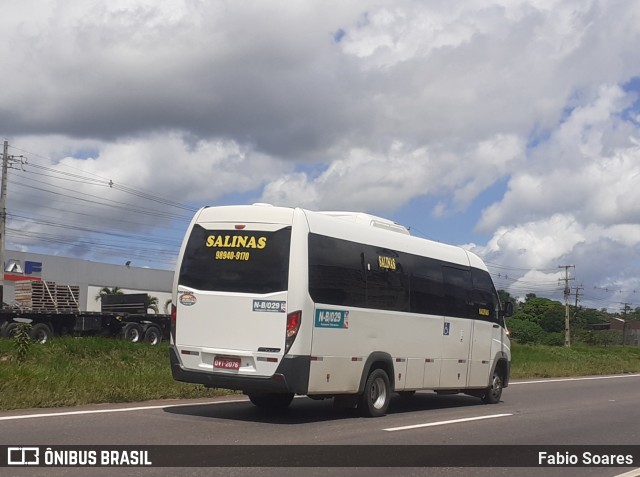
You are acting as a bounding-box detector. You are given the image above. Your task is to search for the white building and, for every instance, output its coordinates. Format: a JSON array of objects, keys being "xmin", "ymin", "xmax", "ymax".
[{"xmin": 2, "ymin": 250, "xmax": 174, "ymax": 313}]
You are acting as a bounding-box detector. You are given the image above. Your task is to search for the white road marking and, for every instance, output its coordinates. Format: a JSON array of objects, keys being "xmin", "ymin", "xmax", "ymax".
[
  {"xmin": 511, "ymin": 374, "xmax": 640, "ymax": 385},
  {"xmin": 0, "ymin": 398, "xmax": 248, "ymax": 421},
  {"xmin": 382, "ymin": 413, "xmax": 513, "ymax": 432},
  {"xmin": 613, "ymin": 469, "xmax": 640, "ymax": 477}
]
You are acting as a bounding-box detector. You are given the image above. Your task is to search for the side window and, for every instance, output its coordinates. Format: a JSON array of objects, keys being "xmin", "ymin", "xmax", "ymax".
[
  {"xmin": 470, "ymin": 268, "xmax": 499, "ymax": 322},
  {"xmin": 365, "ymin": 248, "xmax": 409, "ymax": 312},
  {"xmin": 442, "ymin": 266, "xmax": 471, "ymax": 319},
  {"xmin": 308, "ymin": 234, "xmax": 366, "ymax": 308},
  {"xmin": 410, "ymin": 256, "xmax": 444, "ymax": 316}
]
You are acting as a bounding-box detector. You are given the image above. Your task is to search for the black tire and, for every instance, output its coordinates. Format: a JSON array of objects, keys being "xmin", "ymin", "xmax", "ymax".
[
  {"xmin": 2, "ymin": 322, "xmax": 17, "ymax": 339},
  {"xmin": 358, "ymin": 368, "xmax": 391, "ymax": 417},
  {"xmin": 30, "ymin": 323, "xmax": 53, "ymax": 344},
  {"xmin": 144, "ymin": 326, "xmax": 163, "ymax": 345},
  {"xmin": 248, "ymin": 393, "xmax": 294, "ymax": 410},
  {"xmin": 122, "ymin": 323, "xmax": 143, "ymax": 343},
  {"xmin": 482, "ymin": 369, "xmax": 504, "ymax": 404}
]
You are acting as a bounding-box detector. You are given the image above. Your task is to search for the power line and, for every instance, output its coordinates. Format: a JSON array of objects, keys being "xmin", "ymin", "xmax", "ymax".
[{"xmin": 0, "ymin": 143, "xmax": 199, "ymax": 269}]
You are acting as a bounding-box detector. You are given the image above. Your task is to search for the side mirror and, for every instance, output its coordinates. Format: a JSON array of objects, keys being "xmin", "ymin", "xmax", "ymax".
[{"xmin": 503, "ymin": 301, "xmax": 514, "ymax": 317}]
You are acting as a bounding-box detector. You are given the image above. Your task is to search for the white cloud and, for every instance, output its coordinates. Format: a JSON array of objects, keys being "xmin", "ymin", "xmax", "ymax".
[
  {"xmin": 261, "ymin": 134, "xmax": 524, "ymax": 213},
  {"xmin": 2, "ymin": 0, "xmax": 640, "ymax": 308},
  {"xmin": 478, "ymin": 84, "xmax": 640, "ymax": 231}
]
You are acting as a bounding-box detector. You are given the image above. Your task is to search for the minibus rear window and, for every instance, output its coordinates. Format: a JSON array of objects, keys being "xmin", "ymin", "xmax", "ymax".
[{"xmin": 178, "ymin": 225, "xmax": 291, "ymax": 294}]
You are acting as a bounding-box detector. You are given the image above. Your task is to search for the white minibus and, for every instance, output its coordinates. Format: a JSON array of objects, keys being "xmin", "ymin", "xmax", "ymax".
[{"xmin": 170, "ymin": 205, "xmax": 512, "ymax": 417}]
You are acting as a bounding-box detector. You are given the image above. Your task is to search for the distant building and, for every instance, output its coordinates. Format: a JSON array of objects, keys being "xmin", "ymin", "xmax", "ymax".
[
  {"xmin": 2, "ymin": 250, "xmax": 173, "ymax": 313},
  {"xmin": 608, "ymin": 318, "xmax": 640, "ymax": 347}
]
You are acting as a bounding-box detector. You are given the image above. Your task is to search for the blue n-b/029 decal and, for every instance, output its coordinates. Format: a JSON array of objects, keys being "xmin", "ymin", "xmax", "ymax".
[
  {"xmin": 252, "ymin": 300, "xmax": 286, "ymax": 313},
  {"xmin": 315, "ymin": 309, "xmax": 349, "ymax": 329}
]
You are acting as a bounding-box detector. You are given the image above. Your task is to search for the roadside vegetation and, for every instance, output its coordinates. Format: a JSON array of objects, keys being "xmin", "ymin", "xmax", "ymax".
[
  {"xmin": 1, "ymin": 336, "xmax": 639, "ymax": 412},
  {"xmin": 0, "ymin": 337, "xmax": 228, "ymax": 411},
  {"xmin": 501, "ymin": 292, "xmax": 638, "ymax": 346},
  {"xmin": 510, "ymin": 344, "xmax": 640, "ymax": 379}
]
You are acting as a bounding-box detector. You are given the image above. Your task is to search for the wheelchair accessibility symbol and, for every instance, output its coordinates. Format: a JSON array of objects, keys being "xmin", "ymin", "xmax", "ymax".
[{"xmin": 443, "ymin": 322, "xmax": 450, "ymax": 336}]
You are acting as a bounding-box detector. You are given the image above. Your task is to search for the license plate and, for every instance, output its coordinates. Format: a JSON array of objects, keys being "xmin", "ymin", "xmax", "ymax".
[{"xmin": 213, "ymin": 356, "xmax": 241, "ymax": 370}]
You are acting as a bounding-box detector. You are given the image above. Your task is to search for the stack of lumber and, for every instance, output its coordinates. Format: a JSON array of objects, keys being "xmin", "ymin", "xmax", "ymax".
[{"xmin": 14, "ymin": 281, "xmax": 80, "ymax": 312}]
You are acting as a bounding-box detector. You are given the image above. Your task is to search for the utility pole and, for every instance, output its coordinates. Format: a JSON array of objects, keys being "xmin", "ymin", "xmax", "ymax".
[
  {"xmin": 573, "ymin": 285, "xmax": 583, "ymax": 325},
  {"xmin": 0, "ymin": 140, "xmax": 23, "ymax": 308},
  {"xmin": 0, "ymin": 140, "xmax": 8, "ymax": 306},
  {"xmin": 621, "ymin": 303, "xmax": 631, "ymax": 346},
  {"xmin": 559, "ymin": 265, "xmax": 575, "ymax": 347}
]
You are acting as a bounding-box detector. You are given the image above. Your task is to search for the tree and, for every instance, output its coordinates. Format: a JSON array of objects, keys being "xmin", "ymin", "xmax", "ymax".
[
  {"xmin": 539, "ymin": 304, "xmax": 565, "ymax": 333},
  {"xmin": 497, "ymin": 289, "xmax": 518, "ymax": 313},
  {"xmin": 506, "ymin": 318, "xmax": 544, "ymax": 345},
  {"xmin": 95, "ymin": 287, "xmax": 124, "ymax": 302}
]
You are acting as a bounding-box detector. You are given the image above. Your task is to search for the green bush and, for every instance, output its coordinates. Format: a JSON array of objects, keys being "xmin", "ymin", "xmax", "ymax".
[
  {"xmin": 13, "ymin": 323, "xmax": 33, "ymax": 363},
  {"xmin": 508, "ymin": 318, "xmax": 544, "ymax": 344}
]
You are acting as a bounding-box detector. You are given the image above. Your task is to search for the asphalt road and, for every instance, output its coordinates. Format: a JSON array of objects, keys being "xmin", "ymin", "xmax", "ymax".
[{"xmin": 1, "ymin": 374, "xmax": 639, "ymax": 477}]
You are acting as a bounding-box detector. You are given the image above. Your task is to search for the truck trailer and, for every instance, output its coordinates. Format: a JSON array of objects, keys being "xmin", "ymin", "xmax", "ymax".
[{"xmin": 0, "ymin": 285, "xmax": 169, "ymax": 345}]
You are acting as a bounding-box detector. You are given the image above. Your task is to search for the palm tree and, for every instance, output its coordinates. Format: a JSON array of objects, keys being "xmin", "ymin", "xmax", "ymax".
[
  {"xmin": 145, "ymin": 295, "xmax": 160, "ymax": 314},
  {"xmin": 95, "ymin": 286, "xmax": 124, "ymax": 302}
]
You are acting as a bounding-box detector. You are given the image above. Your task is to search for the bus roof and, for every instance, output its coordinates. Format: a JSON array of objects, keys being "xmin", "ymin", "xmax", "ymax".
[{"xmin": 192, "ymin": 204, "xmax": 485, "ymax": 271}]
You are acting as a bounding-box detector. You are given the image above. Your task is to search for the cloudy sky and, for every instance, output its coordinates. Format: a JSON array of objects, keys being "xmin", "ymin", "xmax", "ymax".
[{"xmin": 2, "ymin": 0, "xmax": 640, "ymax": 311}]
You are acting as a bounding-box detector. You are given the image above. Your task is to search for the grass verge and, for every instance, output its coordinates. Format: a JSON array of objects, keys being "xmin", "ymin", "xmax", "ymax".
[
  {"xmin": 1, "ymin": 338, "xmax": 639, "ymax": 411},
  {"xmin": 511, "ymin": 344, "xmax": 640, "ymax": 379},
  {"xmin": 0, "ymin": 337, "xmax": 226, "ymax": 411}
]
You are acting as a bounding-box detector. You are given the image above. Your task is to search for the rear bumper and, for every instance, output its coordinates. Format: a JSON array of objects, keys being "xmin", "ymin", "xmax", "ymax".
[{"xmin": 169, "ymin": 347, "xmax": 310, "ymax": 394}]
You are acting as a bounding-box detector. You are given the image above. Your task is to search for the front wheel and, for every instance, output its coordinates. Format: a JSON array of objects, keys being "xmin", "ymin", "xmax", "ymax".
[
  {"xmin": 482, "ymin": 370, "xmax": 503, "ymax": 404},
  {"xmin": 1, "ymin": 322, "xmax": 17, "ymax": 339},
  {"xmin": 358, "ymin": 369, "xmax": 391, "ymax": 417}
]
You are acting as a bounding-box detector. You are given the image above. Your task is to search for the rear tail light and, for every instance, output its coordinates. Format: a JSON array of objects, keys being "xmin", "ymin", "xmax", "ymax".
[
  {"xmin": 170, "ymin": 304, "xmax": 177, "ymax": 343},
  {"xmin": 284, "ymin": 310, "xmax": 301, "ymax": 354}
]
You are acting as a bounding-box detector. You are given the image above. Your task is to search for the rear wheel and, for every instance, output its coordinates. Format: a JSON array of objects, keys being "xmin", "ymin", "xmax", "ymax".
[
  {"xmin": 144, "ymin": 326, "xmax": 163, "ymax": 345},
  {"xmin": 247, "ymin": 393, "xmax": 294, "ymax": 410},
  {"xmin": 30, "ymin": 323, "xmax": 53, "ymax": 344},
  {"xmin": 122, "ymin": 323, "xmax": 143, "ymax": 343},
  {"xmin": 358, "ymin": 369, "xmax": 391, "ymax": 417}
]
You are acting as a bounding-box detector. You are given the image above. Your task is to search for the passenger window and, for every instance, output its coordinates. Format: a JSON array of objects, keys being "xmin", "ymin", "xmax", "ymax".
[
  {"xmin": 470, "ymin": 269, "xmax": 499, "ymax": 322},
  {"xmin": 308, "ymin": 234, "xmax": 366, "ymax": 308},
  {"xmin": 366, "ymin": 249, "xmax": 409, "ymax": 312},
  {"xmin": 410, "ymin": 257, "xmax": 444, "ymax": 316},
  {"xmin": 442, "ymin": 266, "xmax": 471, "ymax": 319}
]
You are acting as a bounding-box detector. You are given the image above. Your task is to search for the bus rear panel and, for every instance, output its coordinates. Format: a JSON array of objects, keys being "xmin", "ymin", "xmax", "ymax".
[{"xmin": 170, "ymin": 206, "xmax": 311, "ymax": 394}]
